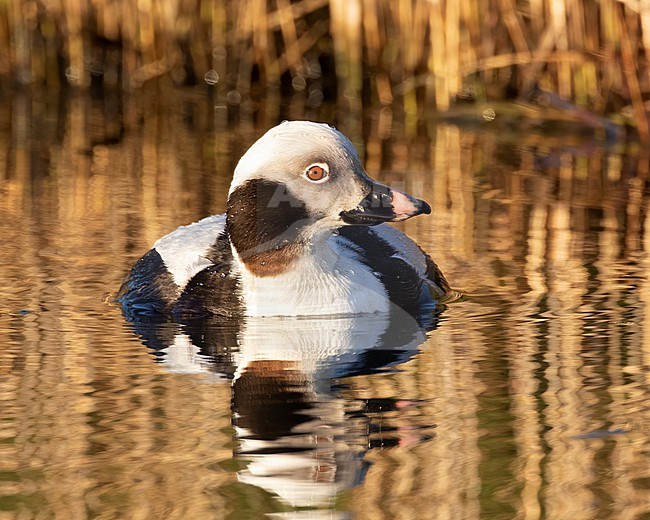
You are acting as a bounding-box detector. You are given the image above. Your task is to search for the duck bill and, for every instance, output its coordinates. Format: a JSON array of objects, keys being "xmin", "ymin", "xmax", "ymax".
[{"xmin": 340, "ymin": 182, "xmax": 431, "ymax": 226}]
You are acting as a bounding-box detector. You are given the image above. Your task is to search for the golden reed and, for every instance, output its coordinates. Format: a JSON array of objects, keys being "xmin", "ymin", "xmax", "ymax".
[{"xmin": 1, "ymin": 0, "xmax": 649, "ymax": 136}]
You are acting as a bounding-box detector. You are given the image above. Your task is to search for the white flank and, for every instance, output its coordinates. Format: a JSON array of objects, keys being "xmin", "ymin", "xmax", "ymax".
[{"xmin": 153, "ymin": 214, "xmax": 226, "ymax": 289}]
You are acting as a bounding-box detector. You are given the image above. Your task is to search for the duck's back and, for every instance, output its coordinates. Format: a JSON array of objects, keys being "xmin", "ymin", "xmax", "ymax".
[
  {"xmin": 335, "ymin": 225, "xmax": 449, "ymax": 314},
  {"xmin": 117, "ymin": 214, "xmax": 243, "ymax": 319}
]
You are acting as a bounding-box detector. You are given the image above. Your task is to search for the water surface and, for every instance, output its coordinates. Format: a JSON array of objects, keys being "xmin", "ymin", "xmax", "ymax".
[{"xmin": 1, "ymin": 88, "xmax": 650, "ymax": 519}]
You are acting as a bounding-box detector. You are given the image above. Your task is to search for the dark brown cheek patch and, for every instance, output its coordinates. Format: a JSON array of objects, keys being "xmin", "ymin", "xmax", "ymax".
[
  {"xmin": 243, "ymin": 244, "xmax": 302, "ymax": 277},
  {"xmin": 226, "ymin": 179, "xmax": 311, "ymax": 277}
]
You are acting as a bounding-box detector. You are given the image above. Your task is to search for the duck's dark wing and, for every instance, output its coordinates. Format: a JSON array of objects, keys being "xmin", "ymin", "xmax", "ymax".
[
  {"xmin": 116, "ymin": 248, "xmax": 181, "ymax": 318},
  {"xmin": 336, "ymin": 224, "xmax": 450, "ymax": 314},
  {"xmin": 117, "ymin": 214, "xmax": 242, "ymax": 319},
  {"xmin": 172, "ymin": 234, "xmax": 243, "ymax": 318}
]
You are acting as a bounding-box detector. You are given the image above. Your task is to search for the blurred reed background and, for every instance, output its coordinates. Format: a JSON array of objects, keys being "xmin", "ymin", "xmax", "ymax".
[{"xmin": 2, "ymin": 0, "xmax": 650, "ymax": 137}]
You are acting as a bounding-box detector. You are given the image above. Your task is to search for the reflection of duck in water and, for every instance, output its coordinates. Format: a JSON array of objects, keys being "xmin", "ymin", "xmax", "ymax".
[
  {"xmin": 131, "ymin": 310, "xmax": 438, "ymax": 514},
  {"xmin": 117, "ymin": 120, "xmax": 450, "ymax": 319},
  {"xmin": 231, "ymin": 315, "xmax": 422, "ymax": 512}
]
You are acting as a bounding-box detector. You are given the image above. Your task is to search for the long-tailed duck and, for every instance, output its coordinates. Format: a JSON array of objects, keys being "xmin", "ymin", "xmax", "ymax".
[{"xmin": 117, "ymin": 121, "xmax": 450, "ymax": 318}]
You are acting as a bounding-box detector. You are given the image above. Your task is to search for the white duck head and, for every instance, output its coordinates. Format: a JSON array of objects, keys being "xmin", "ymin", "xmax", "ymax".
[{"xmin": 226, "ymin": 121, "xmax": 430, "ymax": 276}]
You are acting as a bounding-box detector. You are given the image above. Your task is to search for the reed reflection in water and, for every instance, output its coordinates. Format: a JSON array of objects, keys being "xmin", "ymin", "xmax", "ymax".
[{"xmin": 1, "ymin": 89, "xmax": 650, "ymax": 519}]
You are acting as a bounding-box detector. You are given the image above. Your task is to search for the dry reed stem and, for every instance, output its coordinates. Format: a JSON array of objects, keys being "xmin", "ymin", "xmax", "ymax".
[
  {"xmin": 276, "ymin": 0, "xmax": 304, "ymax": 75},
  {"xmin": 618, "ymin": 4, "xmax": 650, "ymax": 141},
  {"xmin": 276, "ymin": 20, "xmax": 329, "ymax": 76}
]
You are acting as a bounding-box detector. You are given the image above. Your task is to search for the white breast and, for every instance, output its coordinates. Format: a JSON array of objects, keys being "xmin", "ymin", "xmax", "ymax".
[{"xmin": 238, "ymin": 239, "xmax": 390, "ymax": 317}]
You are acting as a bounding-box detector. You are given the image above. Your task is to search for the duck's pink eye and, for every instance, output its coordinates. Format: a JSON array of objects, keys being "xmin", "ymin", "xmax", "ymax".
[{"xmin": 306, "ymin": 164, "xmax": 328, "ymax": 181}]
